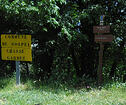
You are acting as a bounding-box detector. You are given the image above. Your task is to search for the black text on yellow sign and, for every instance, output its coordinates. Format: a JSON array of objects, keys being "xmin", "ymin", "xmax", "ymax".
[
  {"xmin": 1, "ymin": 34, "xmax": 31, "ymax": 48},
  {"xmin": 1, "ymin": 34, "xmax": 32, "ymax": 61},
  {"xmin": 1, "ymin": 48, "xmax": 32, "ymax": 61}
]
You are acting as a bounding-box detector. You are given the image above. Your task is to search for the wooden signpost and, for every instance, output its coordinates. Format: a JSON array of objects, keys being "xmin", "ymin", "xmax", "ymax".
[
  {"xmin": 1, "ymin": 34, "xmax": 32, "ymax": 85},
  {"xmin": 93, "ymin": 16, "xmax": 113, "ymax": 85}
]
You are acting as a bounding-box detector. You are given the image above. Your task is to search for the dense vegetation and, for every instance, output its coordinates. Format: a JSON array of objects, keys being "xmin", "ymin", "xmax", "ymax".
[{"xmin": 0, "ymin": 0, "xmax": 126, "ymax": 86}]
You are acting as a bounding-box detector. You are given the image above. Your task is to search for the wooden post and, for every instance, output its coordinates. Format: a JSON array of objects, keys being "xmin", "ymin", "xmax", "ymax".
[
  {"xmin": 93, "ymin": 15, "xmax": 112, "ymax": 85},
  {"xmin": 97, "ymin": 15, "xmax": 105, "ymax": 85}
]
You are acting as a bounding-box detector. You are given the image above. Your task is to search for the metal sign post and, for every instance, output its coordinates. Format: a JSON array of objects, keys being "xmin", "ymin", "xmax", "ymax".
[{"xmin": 16, "ymin": 61, "xmax": 20, "ymax": 85}]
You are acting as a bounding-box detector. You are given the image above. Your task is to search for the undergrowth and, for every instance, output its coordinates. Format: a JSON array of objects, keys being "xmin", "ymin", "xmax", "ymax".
[{"xmin": 0, "ymin": 76, "xmax": 126, "ymax": 105}]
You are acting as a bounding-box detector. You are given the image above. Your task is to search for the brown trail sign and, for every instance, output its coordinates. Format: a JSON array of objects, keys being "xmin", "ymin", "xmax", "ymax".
[
  {"xmin": 93, "ymin": 26, "xmax": 110, "ymax": 33},
  {"xmin": 93, "ymin": 15, "xmax": 113, "ymax": 85},
  {"xmin": 95, "ymin": 35, "xmax": 114, "ymax": 42}
]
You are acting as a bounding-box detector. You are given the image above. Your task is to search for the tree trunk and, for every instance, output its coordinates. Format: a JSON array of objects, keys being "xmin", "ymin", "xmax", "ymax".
[
  {"xmin": 70, "ymin": 44, "xmax": 80, "ymax": 77},
  {"xmin": 109, "ymin": 40, "xmax": 125, "ymax": 79},
  {"xmin": 110, "ymin": 61, "xmax": 117, "ymax": 78},
  {"xmin": 26, "ymin": 62, "xmax": 29, "ymax": 77}
]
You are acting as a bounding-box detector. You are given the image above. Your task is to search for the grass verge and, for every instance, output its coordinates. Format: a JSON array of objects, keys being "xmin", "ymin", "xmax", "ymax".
[{"xmin": 0, "ymin": 77, "xmax": 126, "ymax": 105}]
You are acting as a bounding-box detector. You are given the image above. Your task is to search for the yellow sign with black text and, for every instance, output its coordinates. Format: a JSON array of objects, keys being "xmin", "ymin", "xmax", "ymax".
[
  {"xmin": 1, "ymin": 34, "xmax": 31, "ymax": 48},
  {"xmin": 1, "ymin": 34, "xmax": 32, "ymax": 61},
  {"xmin": 1, "ymin": 47, "xmax": 32, "ymax": 61}
]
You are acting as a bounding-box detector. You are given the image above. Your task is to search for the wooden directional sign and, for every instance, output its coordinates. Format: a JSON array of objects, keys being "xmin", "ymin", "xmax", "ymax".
[
  {"xmin": 93, "ymin": 26, "xmax": 110, "ymax": 33},
  {"xmin": 95, "ymin": 35, "xmax": 113, "ymax": 42},
  {"xmin": 1, "ymin": 34, "xmax": 32, "ymax": 61}
]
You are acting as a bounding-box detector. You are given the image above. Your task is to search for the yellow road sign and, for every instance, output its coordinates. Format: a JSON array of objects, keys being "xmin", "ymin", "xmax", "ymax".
[
  {"xmin": 1, "ymin": 47, "xmax": 32, "ymax": 61},
  {"xmin": 1, "ymin": 34, "xmax": 32, "ymax": 61},
  {"xmin": 1, "ymin": 34, "xmax": 31, "ymax": 48}
]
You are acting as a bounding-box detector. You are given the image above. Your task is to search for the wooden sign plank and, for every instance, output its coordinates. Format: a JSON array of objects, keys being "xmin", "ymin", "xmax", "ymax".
[
  {"xmin": 93, "ymin": 26, "xmax": 110, "ymax": 33},
  {"xmin": 95, "ymin": 35, "xmax": 113, "ymax": 42}
]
